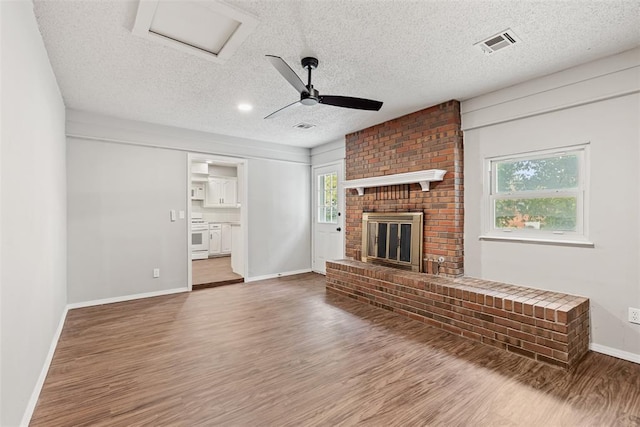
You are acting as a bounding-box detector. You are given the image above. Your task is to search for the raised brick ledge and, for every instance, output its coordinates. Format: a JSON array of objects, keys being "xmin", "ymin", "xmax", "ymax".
[{"xmin": 326, "ymin": 260, "xmax": 590, "ymax": 369}]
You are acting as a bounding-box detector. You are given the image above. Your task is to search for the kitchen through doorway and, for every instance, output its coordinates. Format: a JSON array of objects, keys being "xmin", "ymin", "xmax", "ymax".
[{"xmin": 188, "ymin": 154, "xmax": 247, "ymax": 290}]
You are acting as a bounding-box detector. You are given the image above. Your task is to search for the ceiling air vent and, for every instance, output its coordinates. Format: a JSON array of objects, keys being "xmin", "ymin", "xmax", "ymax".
[
  {"xmin": 293, "ymin": 122, "xmax": 316, "ymax": 130},
  {"xmin": 475, "ymin": 29, "xmax": 521, "ymax": 54}
]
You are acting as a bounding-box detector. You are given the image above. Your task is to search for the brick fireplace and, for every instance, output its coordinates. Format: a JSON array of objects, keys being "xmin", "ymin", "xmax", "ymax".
[
  {"xmin": 330, "ymin": 99, "xmax": 590, "ymax": 369},
  {"xmin": 345, "ymin": 100, "xmax": 464, "ymax": 277}
]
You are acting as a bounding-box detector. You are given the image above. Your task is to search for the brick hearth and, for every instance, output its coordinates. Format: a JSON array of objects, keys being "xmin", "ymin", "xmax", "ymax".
[{"xmin": 326, "ymin": 260, "xmax": 590, "ymax": 369}]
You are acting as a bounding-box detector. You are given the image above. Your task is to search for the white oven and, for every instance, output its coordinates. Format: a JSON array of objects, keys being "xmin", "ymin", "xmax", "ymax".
[{"xmin": 191, "ymin": 214, "xmax": 209, "ymax": 260}]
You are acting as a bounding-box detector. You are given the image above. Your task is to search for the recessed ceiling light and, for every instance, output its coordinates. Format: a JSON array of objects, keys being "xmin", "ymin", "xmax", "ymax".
[{"xmin": 237, "ymin": 103, "xmax": 253, "ymax": 112}]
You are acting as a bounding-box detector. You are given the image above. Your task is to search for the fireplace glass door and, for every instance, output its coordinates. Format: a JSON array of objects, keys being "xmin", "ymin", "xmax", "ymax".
[
  {"xmin": 367, "ymin": 222, "xmax": 412, "ymax": 263},
  {"xmin": 362, "ymin": 212, "xmax": 423, "ymax": 272}
]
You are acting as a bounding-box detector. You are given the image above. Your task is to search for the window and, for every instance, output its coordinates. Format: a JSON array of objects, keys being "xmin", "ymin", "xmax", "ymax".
[
  {"xmin": 484, "ymin": 145, "xmax": 590, "ymax": 244},
  {"xmin": 317, "ymin": 172, "xmax": 338, "ymax": 224}
]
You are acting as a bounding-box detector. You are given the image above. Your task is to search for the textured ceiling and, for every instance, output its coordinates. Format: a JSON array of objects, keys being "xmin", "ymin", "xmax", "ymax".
[{"xmin": 33, "ymin": 0, "xmax": 640, "ymax": 148}]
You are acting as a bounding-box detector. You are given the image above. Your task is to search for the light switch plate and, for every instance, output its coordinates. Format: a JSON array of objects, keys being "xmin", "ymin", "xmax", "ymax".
[{"xmin": 170, "ymin": 210, "xmax": 176, "ymax": 221}]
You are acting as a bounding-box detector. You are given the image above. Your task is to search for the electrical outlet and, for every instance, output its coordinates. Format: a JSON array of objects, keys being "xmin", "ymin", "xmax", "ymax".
[
  {"xmin": 153, "ymin": 268, "xmax": 160, "ymax": 278},
  {"xmin": 630, "ymin": 307, "xmax": 640, "ymax": 324}
]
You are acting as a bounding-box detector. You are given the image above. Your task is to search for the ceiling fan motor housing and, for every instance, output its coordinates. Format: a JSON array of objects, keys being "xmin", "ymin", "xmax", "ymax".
[
  {"xmin": 301, "ymin": 57, "xmax": 318, "ymax": 69},
  {"xmin": 301, "ymin": 87, "xmax": 319, "ymax": 105}
]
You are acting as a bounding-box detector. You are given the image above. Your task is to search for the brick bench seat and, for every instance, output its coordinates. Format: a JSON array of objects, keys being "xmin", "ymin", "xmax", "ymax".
[{"xmin": 326, "ymin": 260, "xmax": 589, "ymax": 369}]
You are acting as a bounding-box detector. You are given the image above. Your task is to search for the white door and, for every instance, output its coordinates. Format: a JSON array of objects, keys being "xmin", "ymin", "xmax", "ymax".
[{"xmin": 312, "ymin": 161, "xmax": 344, "ymax": 274}]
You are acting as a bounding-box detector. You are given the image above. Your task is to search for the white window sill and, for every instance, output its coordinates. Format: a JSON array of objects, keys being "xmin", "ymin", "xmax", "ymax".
[{"xmin": 479, "ymin": 235, "xmax": 595, "ymax": 248}]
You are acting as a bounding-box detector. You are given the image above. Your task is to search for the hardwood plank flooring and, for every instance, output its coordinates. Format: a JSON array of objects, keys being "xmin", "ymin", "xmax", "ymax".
[
  {"xmin": 31, "ymin": 273, "xmax": 640, "ymax": 426},
  {"xmin": 192, "ymin": 256, "xmax": 243, "ymax": 289}
]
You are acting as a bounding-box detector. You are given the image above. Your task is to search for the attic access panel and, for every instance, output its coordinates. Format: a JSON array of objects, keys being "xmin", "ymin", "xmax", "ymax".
[{"xmin": 132, "ymin": 0, "xmax": 258, "ymax": 64}]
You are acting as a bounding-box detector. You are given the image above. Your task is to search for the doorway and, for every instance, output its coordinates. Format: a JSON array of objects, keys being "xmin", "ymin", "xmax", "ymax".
[
  {"xmin": 312, "ymin": 161, "xmax": 345, "ymax": 274},
  {"xmin": 187, "ymin": 153, "xmax": 248, "ymax": 290}
]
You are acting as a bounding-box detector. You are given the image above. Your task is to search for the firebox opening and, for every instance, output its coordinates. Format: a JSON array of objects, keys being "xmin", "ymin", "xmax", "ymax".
[{"xmin": 361, "ymin": 212, "xmax": 423, "ymax": 272}]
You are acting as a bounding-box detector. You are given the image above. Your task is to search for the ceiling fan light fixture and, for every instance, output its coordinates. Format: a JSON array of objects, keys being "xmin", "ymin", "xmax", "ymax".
[{"xmin": 300, "ymin": 88, "xmax": 319, "ymax": 106}]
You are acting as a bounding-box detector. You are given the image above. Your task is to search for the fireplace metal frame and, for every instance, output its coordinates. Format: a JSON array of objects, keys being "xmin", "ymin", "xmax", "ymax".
[{"xmin": 361, "ymin": 212, "xmax": 423, "ymax": 272}]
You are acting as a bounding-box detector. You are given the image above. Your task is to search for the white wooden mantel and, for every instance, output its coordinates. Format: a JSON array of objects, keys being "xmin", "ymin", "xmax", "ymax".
[{"xmin": 343, "ymin": 169, "xmax": 447, "ymax": 196}]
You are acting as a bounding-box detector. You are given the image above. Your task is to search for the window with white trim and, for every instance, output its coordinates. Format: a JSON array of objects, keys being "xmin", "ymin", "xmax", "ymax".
[
  {"xmin": 485, "ymin": 145, "xmax": 589, "ymax": 243},
  {"xmin": 317, "ymin": 172, "xmax": 338, "ymax": 224}
]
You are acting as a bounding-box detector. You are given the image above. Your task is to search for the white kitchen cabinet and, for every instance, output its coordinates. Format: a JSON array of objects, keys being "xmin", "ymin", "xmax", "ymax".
[
  {"xmin": 190, "ymin": 183, "xmax": 205, "ymax": 200},
  {"xmin": 221, "ymin": 224, "xmax": 232, "ymax": 254},
  {"xmin": 191, "ymin": 162, "xmax": 209, "ymax": 175},
  {"xmin": 204, "ymin": 176, "xmax": 238, "ymax": 208},
  {"xmin": 209, "ymin": 225, "xmax": 221, "ymax": 255}
]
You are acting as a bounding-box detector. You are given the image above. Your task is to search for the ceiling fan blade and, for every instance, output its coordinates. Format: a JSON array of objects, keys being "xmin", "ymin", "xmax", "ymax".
[
  {"xmin": 264, "ymin": 100, "xmax": 302, "ymax": 119},
  {"xmin": 319, "ymin": 95, "xmax": 383, "ymax": 111},
  {"xmin": 266, "ymin": 55, "xmax": 308, "ymax": 95}
]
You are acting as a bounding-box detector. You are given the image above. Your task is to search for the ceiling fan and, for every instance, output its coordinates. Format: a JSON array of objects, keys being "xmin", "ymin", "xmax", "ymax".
[{"xmin": 264, "ymin": 55, "xmax": 383, "ymax": 119}]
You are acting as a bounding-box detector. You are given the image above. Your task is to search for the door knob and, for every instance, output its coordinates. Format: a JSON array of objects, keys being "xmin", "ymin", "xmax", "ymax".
[{"xmin": 336, "ymin": 227, "xmax": 342, "ymax": 232}]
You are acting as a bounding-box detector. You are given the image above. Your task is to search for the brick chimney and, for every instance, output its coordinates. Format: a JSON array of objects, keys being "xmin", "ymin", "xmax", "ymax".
[{"xmin": 344, "ymin": 100, "xmax": 464, "ymax": 277}]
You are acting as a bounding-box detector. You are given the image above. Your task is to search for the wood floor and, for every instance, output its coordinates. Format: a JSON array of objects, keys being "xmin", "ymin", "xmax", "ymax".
[
  {"xmin": 31, "ymin": 273, "xmax": 640, "ymax": 426},
  {"xmin": 192, "ymin": 256, "xmax": 243, "ymax": 288}
]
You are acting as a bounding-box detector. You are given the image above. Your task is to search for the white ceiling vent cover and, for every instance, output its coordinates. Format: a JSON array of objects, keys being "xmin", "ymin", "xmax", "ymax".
[
  {"xmin": 293, "ymin": 122, "xmax": 316, "ymax": 130},
  {"xmin": 475, "ymin": 29, "xmax": 521, "ymax": 54},
  {"xmin": 132, "ymin": 0, "xmax": 258, "ymax": 64}
]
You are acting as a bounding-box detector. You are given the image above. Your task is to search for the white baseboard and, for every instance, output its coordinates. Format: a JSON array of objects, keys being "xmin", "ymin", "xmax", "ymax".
[
  {"xmin": 244, "ymin": 269, "xmax": 313, "ymax": 283},
  {"xmin": 590, "ymin": 343, "xmax": 640, "ymax": 364},
  {"xmin": 66, "ymin": 287, "xmax": 189, "ymax": 309},
  {"xmin": 20, "ymin": 306, "xmax": 69, "ymax": 427}
]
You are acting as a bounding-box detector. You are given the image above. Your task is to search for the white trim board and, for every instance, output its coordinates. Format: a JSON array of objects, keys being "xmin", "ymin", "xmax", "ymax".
[
  {"xmin": 244, "ymin": 269, "xmax": 313, "ymax": 283},
  {"xmin": 66, "ymin": 287, "xmax": 188, "ymax": 310},
  {"xmin": 590, "ymin": 343, "xmax": 640, "ymax": 365},
  {"xmin": 20, "ymin": 306, "xmax": 69, "ymax": 427},
  {"xmin": 66, "ymin": 109, "xmax": 311, "ymax": 164}
]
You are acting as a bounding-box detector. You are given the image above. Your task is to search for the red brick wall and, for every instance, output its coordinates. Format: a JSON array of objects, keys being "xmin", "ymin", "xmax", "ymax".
[{"xmin": 345, "ymin": 100, "xmax": 464, "ymax": 276}]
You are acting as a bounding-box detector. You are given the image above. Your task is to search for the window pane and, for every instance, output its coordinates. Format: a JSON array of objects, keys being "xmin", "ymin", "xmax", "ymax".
[
  {"xmin": 496, "ymin": 154, "xmax": 579, "ymax": 193},
  {"xmin": 317, "ymin": 172, "xmax": 338, "ymax": 224},
  {"xmin": 495, "ymin": 197, "xmax": 577, "ymax": 231}
]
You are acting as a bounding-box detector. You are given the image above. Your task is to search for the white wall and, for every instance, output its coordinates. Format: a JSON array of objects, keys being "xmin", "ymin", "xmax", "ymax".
[
  {"xmin": 247, "ymin": 159, "xmax": 311, "ymax": 278},
  {"xmin": 66, "ymin": 111, "xmax": 313, "ymax": 291},
  {"xmin": 1, "ymin": 1, "xmax": 67, "ymax": 425},
  {"xmin": 462, "ymin": 48, "xmax": 640, "ymax": 361},
  {"xmin": 208, "ymin": 165, "xmax": 237, "ymax": 177},
  {"xmin": 67, "ymin": 138, "xmax": 188, "ymax": 303},
  {"xmin": 311, "ymin": 138, "xmax": 346, "ymax": 166}
]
